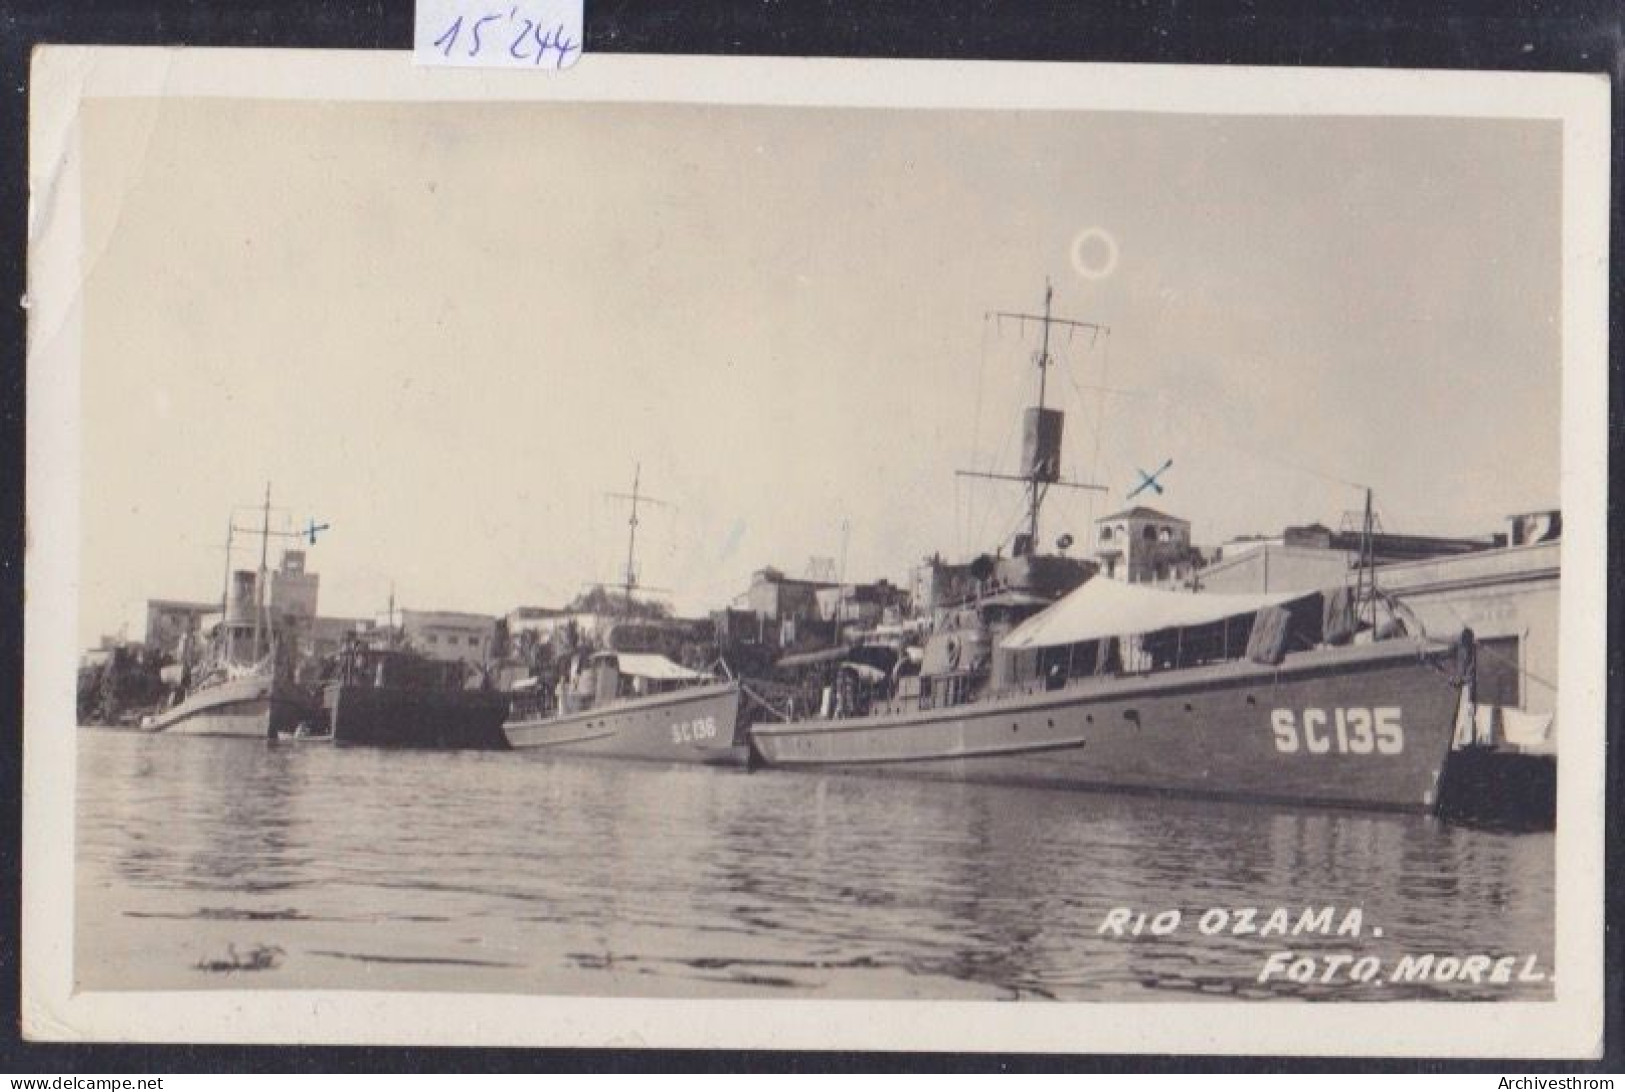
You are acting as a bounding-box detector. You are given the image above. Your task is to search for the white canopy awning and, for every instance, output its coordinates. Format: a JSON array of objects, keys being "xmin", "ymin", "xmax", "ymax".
[
  {"xmin": 999, "ymin": 578, "xmax": 1310, "ymax": 651},
  {"xmin": 611, "ymin": 652, "xmax": 714, "ymax": 681}
]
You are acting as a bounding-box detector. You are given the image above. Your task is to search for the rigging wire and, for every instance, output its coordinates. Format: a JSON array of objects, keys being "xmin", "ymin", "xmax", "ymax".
[
  {"xmin": 962, "ymin": 314, "xmax": 1041, "ymax": 558},
  {"xmin": 1050, "ymin": 333, "xmax": 1106, "ymax": 544},
  {"xmin": 966, "ymin": 313, "xmax": 993, "ymax": 557},
  {"xmin": 1062, "ymin": 355, "xmax": 1371, "ymax": 502},
  {"xmin": 994, "ymin": 488, "xmax": 1034, "ymax": 553},
  {"xmin": 1384, "ymin": 588, "xmax": 1558, "ymax": 697},
  {"xmin": 1166, "ymin": 389, "xmax": 1368, "ymax": 494},
  {"xmin": 1089, "ymin": 328, "xmax": 1111, "ymax": 529},
  {"xmin": 974, "ymin": 415, "xmax": 1021, "ymax": 549},
  {"xmin": 1476, "ymin": 637, "xmax": 1560, "ymax": 696},
  {"xmin": 971, "ymin": 366, "xmax": 1022, "ymax": 551}
]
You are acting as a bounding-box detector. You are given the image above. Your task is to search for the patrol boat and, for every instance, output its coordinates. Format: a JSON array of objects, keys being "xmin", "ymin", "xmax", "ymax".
[
  {"xmin": 503, "ymin": 648, "xmax": 747, "ymax": 765},
  {"xmin": 748, "ymin": 285, "xmax": 1475, "ymax": 813},
  {"xmin": 502, "ymin": 466, "xmax": 750, "ymax": 765},
  {"xmin": 749, "ymin": 579, "xmax": 1475, "ymax": 812}
]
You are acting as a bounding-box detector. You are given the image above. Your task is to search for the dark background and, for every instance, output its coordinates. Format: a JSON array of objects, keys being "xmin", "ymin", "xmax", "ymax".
[{"xmin": 0, "ymin": 0, "xmax": 1619, "ymax": 1074}]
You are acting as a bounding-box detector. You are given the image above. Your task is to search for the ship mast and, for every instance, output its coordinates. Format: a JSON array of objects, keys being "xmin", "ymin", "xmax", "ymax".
[
  {"xmin": 957, "ymin": 278, "xmax": 1108, "ymax": 551},
  {"xmin": 218, "ymin": 517, "xmax": 235, "ymax": 663},
  {"xmin": 1029, "ymin": 281, "xmax": 1056, "ymax": 544},
  {"xmin": 216, "ymin": 486, "xmax": 322, "ymax": 664},
  {"xmin": 1358, "ymin": 487, "xmax": 1377, "ymax": 631},
  {"xmin": 606, "ymin": 463, "xmax": 670, "ymax": 616},
  {"xmin": 1339, "ymin": 486, "xmax": 1385, "ymax": 633},
  {"xmin": 253, "ymin": 481, "xmax": 271, "ymax": 661}
]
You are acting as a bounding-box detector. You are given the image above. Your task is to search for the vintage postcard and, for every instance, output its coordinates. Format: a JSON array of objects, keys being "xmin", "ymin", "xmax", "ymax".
[{"xmin": 22, "ymin": 48, "xmax": 1608, "ymax": 1055}]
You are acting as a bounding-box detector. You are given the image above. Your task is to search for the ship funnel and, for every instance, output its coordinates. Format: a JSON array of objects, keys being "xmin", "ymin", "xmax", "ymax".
[
  {"xmin": 226, "ymin": 570, "xmax": 258, "ymax": 625},
  {"xmin": 1022, "ymin": 407, "xmax": 1064, "ymax": 483}
]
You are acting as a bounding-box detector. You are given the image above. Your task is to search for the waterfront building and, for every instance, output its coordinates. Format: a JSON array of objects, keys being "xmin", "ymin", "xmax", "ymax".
[
  {"xmin": 309, "ymin": 615, "xmax": 373, "ymax": 661},
  {"xmin": 814, "ymin": 579, "xmax": 909, "ymax": 632},
  {"xmin": 1373, "ymin": 539, "xmax": 1560, "ymax": 723},
  {"xmin": 732, "ymin": 567, "xmax": 841, "ymax": 649},
  {"xmin": 503, "ymin": 605, "xmax": 614, "ymax": 655},
  {"xmin": 268, "ymin": 550, "xmax": 319, "ymax": 625},
  {"xmin": 265, "ymin": 550, "xmax": 322, "ymax": 656},
  {"xmin": 1193, "ymin": 539, "xmax": 1354, "ymax": 595},
  {"xmin": 384, "ymin": 608, "xmax": 498, "ymax": 663},
  {"xmin": 737, "ymin": 567, "xmax": 837, "ymax": 623},
  {"xmin": 505, "ymin": 605, "xmax": 570, "ymax": 643},
  {"xmin": 143, "ymin": 599, "xmax": 216, "ymax": 655},
  {"xmin": 1092, "ymin": 506, "xmax": 1199, "ymax": 585},
  {"xmin": 1196, "ymin": 522, "xmax": 1511, "ymax": 594}
]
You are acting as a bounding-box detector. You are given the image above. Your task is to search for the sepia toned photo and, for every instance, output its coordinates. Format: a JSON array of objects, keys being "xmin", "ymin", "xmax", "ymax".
[{"xmin": 22, "ymin": 49, "xmax": 1608, "ymax": 1054}]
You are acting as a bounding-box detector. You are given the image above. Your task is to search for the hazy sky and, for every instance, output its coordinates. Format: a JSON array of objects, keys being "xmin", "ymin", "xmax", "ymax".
[{"xmin": 77, "ymin": 99, "xmax": 1561, "ymax": 644}]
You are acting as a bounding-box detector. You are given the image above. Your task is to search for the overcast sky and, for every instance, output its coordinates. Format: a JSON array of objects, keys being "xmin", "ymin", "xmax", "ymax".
[{"xmin": 77, "ymin": 99, "xmax": 1561, "ymax": 644}]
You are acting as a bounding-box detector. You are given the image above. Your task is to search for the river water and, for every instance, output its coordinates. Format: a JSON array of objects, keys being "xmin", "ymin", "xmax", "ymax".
[{"xmin": 75, "ymin": 728, "xmax": 1553, "ymax": 1001}]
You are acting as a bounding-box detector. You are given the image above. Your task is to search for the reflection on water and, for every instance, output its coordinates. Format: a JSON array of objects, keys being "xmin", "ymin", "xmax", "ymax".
[{"xmin": 75, "ymin": 729, "xmax": 1553, "ymax": 1000}]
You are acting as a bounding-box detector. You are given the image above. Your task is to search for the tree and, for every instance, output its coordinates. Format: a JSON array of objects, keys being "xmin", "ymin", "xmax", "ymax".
[{"xmin": 565, "ymin": 585, "xmax": 673, "ymax": 620}]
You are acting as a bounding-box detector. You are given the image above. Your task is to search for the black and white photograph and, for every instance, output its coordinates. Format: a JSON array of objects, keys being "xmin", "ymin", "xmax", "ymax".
[{"xmin": 21, "ymin": 48, "xmax": 1609, "ymax": 1055}]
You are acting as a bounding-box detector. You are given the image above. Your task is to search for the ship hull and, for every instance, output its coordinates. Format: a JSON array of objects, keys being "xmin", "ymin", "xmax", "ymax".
[
  {"xmin": 323, "ymin": 683, "xmax": 510, "ymax": 749},
  {"xmin": 147, "ymin": 674, "xmax": 310, "ymax": 740},
  {"xmin": 504, "ymin": 681, "xmax": 748, "ymax": 766},
  {"xmin": 750, "ymin": 643, "xmax": 1464, "ymax": 813}
]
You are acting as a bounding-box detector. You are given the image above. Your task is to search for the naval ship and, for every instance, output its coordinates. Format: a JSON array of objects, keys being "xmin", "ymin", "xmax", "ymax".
[
  {"xmin": 146, "ymin": 486, "xmax": 314, "ymax": 739},
  {"xmin": 502, "ymin": 466, "xmax": 750, "ymax": 765},
  {"xmin": 749, "ymin": 284, "xmax": 1476, "ymax": 813}
]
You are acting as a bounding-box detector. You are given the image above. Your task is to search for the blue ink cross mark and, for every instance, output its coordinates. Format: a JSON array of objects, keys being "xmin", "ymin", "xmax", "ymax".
[
  {"xmin": 1127, "ymin": 458, "xmax": 1172, "ymax": 500},
  {"xmin": 303, "ymin": 518, "xmax": 332, "ymax": 545}
]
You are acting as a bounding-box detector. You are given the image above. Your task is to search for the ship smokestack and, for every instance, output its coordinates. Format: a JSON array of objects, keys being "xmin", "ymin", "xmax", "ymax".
[
  {"xmin": 1022, "ymin": 407, "xmax": 1064, "ymax": 483},
  {"xmin": 226, "ymin": 570, "xmax": 258, "ymax": 625}
]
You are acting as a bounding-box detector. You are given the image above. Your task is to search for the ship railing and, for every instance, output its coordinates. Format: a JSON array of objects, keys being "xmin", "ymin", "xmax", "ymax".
[
  {"xmin": 916, "ymin": 670, "xmax": 980, "ymax": 712},
  {"xmin": 506, "ymin": 678, "xmax": 560, "ymax": 720},
  {"xmin": 740, "ymin": 683, "xmax": 791, "ymax": 723}
]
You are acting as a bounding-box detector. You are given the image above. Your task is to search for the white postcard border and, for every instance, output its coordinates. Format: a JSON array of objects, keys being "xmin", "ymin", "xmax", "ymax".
[{"xmin": 22, "ymin": 47, "xmax": 1611, "ymax": 1056}]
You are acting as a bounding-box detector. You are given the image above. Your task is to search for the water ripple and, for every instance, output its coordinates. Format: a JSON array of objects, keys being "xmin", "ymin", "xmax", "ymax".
[{"xmin": 76, "ymin": 728, "xmax": 1554, "ymax": 1000}]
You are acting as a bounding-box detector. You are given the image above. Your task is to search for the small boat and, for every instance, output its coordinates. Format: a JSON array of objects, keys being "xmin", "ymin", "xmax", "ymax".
[{"xmin": 275, "ymin": 715, "xmax": 334, "ymax": 744}]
